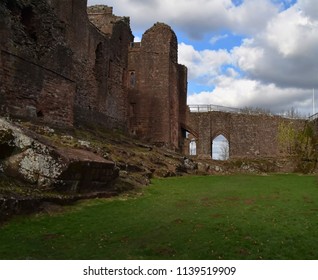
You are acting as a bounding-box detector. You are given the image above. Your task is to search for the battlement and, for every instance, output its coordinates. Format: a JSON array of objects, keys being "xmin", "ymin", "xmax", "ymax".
[
  {"xmin": 129, "ymin": 42, "xmax": 142, "ymax": 48},
  {"xmin": 87, "ymin": 5, "xmax": 130, "ymax": 36},
  {"xmin": 87, "ymin": 5, "xmax": 113, "ymax": 15}
]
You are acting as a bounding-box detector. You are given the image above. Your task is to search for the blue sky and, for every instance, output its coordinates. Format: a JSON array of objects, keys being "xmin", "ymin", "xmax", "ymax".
[{"xmin": 88, "ymin": 0, "xmax": 318, "ymax": 116}]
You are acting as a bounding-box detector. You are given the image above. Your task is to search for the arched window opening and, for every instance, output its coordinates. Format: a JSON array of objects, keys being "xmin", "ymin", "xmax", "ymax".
[
  {"xmin": 129, "ymin": 71, "xmax": 136, "ymax": 88},
  {"xmin": 181, "ymin": 128, "xmax": 187, "ymax": 139},
  {"xmin": 212, "ymin": 135, "xmax": 229, "ymax": 160},
  {"xmin": 189, "ymin": 140, "xmax": 197, "ymax": 156}
]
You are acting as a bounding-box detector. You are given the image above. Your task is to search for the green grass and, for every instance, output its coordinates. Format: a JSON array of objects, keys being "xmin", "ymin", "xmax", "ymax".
[{"xmin": 1, "ymin": 174, "xmax": 318, "ymax": 260}]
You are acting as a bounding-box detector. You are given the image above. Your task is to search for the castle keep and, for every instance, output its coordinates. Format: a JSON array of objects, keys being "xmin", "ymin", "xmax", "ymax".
[{"xmin": 0, "ymin": 0, "xmax": 188, "ymax": 150}]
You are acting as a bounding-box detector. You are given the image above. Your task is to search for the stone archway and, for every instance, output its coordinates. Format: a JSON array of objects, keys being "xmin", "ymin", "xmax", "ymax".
[
  {"xmin": 212, "ymin": 134, "xmax": 229, "ymax": 160},
  {"xmin": 189, "ymin": 139, "xmax": 197, "ymax": 156}
]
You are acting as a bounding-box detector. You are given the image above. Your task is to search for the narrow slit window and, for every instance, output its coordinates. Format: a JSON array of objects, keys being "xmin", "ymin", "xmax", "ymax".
[
  {"xmin": 129, "ymin": 71, "xmax": 136, "ymax": 88},
  {"xmin": 189, "ymin": 140, "xmax": 197, "ymax": 156}
]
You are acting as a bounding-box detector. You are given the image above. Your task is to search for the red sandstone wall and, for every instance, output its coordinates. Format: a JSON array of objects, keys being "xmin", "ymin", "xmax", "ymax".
[
  {"xmin": 0, "ymin": 51, "xmax": 75, "ymax": 125},
  {"xmin": 187, "ymin": 111, "xmax": 306, "ymax": 159},
  {"xmin": 128, "ymin": 23, "xmax": 187, "ymax": 149},
  {"xmin": 169, "ymin": 63, "xmax": 179, "ymax": 148},
  {"xmin": 0, "ymin": 0, "xmax": 134, "ymax": 130},
  {"xmin": 178, "ymin": 65, "xmax": 188, "ymax": 126},
  {"xmin": 0, "ymin": 0, "xmax": 75, "ymax": 126},
  {"xmin": 0, "ymin": 1, "xmax": 187, "ymax": 149},
  {"xmin": 50, "ymin": 1, "xmax": 134, "ymax": 129}
]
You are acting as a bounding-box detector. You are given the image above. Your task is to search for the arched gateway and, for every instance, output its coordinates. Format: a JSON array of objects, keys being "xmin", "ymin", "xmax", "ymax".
[{"xmin": 184, "ymin": 109, "xmax": 305, "ymax": 159}]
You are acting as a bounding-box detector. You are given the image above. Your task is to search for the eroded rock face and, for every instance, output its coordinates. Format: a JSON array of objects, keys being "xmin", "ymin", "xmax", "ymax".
[
  {"xmin": 0, "ymin": 118, "xmax": 118, "ymax": 192},
  {"xmin": 53, "ymin": 147, "xmax": 119, "ymax": 192},
  {"xmin": 3, "ymin": 145, "xmax": 66, "ymax": 188}
]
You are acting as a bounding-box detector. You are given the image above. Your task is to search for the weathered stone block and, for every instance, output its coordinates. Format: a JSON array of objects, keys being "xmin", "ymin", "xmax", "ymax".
[{"xmin": 0, "ymin": 118, "xmax": 119, "ymax": 193}]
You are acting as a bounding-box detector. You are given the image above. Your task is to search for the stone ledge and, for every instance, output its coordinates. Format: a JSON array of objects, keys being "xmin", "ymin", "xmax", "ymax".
[{"xmin": 0, "ymin": 118, "xmax": 119, "ymax": 192}]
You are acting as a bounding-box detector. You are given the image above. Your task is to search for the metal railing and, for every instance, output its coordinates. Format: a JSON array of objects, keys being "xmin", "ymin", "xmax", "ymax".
[
  {"xmin": 188, "ymin": 104, "xmax": 273, "ymax": 116},
  {"xmin": 308, "ymin": 112, "xmax": 318, "ymax": 122},
  {"xmin": 188, "ymin": 104, "xmax": 309, "ymax": 120},
  {"xmin": 188, "ymin": 104, "xmax": 241, "ymax": 113}
]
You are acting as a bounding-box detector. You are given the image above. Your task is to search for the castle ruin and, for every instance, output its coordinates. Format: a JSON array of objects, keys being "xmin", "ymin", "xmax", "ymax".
[
  {"xmin": 0, "ymin": 0, "xmax": 310, "ymax": 161},
  {"xmin": 0, "ymin": 0, "xmax": 187, "ymax": 150}
]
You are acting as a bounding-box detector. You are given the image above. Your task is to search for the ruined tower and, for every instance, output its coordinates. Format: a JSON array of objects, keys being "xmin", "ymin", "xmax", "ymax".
[{"xmin": 128, "ymin": 23, "xmax": 188, "ymax": 149}]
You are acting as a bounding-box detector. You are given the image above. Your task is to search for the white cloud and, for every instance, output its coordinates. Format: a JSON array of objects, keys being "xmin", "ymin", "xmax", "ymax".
[
  {"xmin": 178, "ymin": 42, "xmax": 232, "ymax": 82},
  {"xmin": 298, "ymin": 0, "xmax": 318, "ymax": 20},
  {"xmin": 179, "ymin": 1, "xmax": 318, "ymax": 115},
  {"xmin": 210, "ymin": 34, "xmax": 229, "ymax": 45},
  {"xmin": 226, "ymin": 67, "xmax": 240, "ymax": 77},
  {"xmin": 87, "ymin": 0, "xmax": 279, "ymax": 38},
  {"xmin": 187, "ymin": 76, "xmax": 312, "ymax": 115},
  {"xmin": 134, "ymin": 36, "xmax": 141, "ymax": 42},
  {"xmin": 87, "ymin": 0, "xmax": 318, "ymax": 115},
  {"xmin": 231, "ymin": 4, "xmax": 318, "ymax": 89},
  {"xmin": 264, "ymin": 7, "xmax": 318, "ymax": 57},
  {"xmin": 88, "ymin": 0, "xmax": 231, "ymax": 38},
  {"xmin": 232, "ymin": 39, "xmax": 264, "ymax": 72},
  {"xmin": 227, "ymin": 0, "xmax": 279, "ymax": 34}
]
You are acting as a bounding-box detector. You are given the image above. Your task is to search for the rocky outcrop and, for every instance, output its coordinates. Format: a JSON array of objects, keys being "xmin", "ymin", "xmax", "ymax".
[
  {"xmin": 0, "ymin": 118, "xmax": 119, "ymax": 193},
  {"xmin": 194, "ymin": 157, "xmax": 306, "ymax": 175}
]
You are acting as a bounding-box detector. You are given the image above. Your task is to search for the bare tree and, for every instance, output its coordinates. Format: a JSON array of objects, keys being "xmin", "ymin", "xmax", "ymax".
[
  {"xmin": 218, "ymin": 140, "xmax": 229, "ymax": 160},
  {"xmin": 240, "ymin": 106, "xmax": 271, "ymax": 115},
  {"xmin": 281, "ymin": 107, "xmax": 304, "ymax": 119}
]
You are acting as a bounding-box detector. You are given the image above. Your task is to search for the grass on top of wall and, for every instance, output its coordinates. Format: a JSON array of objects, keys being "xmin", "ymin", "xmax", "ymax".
[{"xmin": 0, "ymin": 174, "xmax": 318, "ymax": 260}]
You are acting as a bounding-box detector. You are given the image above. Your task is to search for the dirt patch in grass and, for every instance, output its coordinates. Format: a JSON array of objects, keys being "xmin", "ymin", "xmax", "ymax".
[
  {"xmin": 175, "ymin": 199, "xmax": 193, "ymax": 208},
  {"xmin": 200, "ymin": 197, "xmax": 214, "ymax": 205},
  {"xmin": 226, "ymin": 196, "xmax": 240, "ymax": 202},
  {"xmin": 172, "ymin": 218, "xmax": 184, "ymax": 224},
  {"xmin": 244, "ymin": 199, "xmax": 255, "ymax": 205},
  {"xmin": 210, "ymin": 213, "xmax": 224, "ymax": 219},
  {"xmin": 42, "ymin": 233, "xmax": 64, "ymax": 240}
]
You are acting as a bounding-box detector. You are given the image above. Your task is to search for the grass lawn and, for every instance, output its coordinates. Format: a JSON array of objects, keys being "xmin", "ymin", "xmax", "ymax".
[{"xmin": 0, "ymin": 174, "xmax": 318, "ymax": 260}]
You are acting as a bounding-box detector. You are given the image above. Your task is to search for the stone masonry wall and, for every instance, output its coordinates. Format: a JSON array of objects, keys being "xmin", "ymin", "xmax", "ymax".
[
  {"xmin": 0, "ymin": 0, "xmax": 75, "ymax": 126},
  {"xmin": 0, "ymin": 0, "xmax": 134, "ymax": 130},
  {"xmin": 1, "ymin": 1, "xmax": 187, "ymax": 149},
  {"xmin": 128, "ymin": 23, "xmax": 187, "ymax": 149},
  {"xmin": 0, "ymin": 50, "xmax": 75, "ymax": 125},
  {"xmin": 187, "ymin": 111, "xmax": 306, "ymax": 159},
  {"xmin": 49, "ymin": 1, "xmax": 134, "ymax": 129}
]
